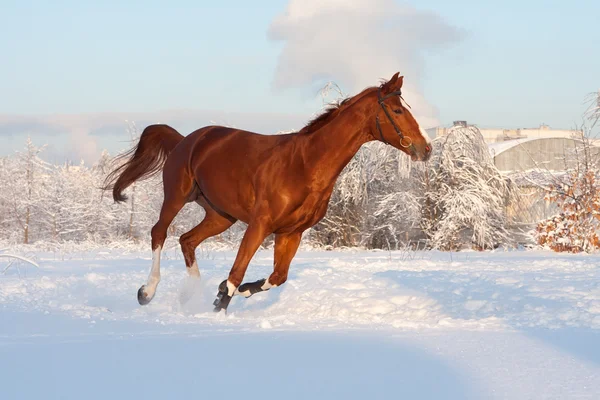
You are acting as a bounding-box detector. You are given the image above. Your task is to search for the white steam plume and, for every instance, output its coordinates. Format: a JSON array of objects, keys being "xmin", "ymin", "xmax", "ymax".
[{"xmin": 269, "ymin": 0, "xmax": 463, "ymax": 127}]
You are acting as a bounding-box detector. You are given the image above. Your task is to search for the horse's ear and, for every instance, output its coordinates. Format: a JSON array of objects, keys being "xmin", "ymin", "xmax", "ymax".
[
  {"xmin": 382, "ymin": 72, "xmax": 404, "ymax": 93},
  {"xmin": 396, "ymin": 75, "xmax": 404, "ymax": 89}
]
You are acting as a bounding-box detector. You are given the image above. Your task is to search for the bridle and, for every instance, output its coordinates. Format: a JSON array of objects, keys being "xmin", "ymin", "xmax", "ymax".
[{"xmin": 375, "ymin": 87, "xmax": 413, "ymax": 149}]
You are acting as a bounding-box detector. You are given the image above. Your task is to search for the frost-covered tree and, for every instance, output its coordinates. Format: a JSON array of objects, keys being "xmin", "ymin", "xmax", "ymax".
[
  {"xmin": 535, "ymin": 168, "xmax": 600, "ymax": 253},
  {"xmin": 39, "ymin": 163, "xmax": 69, "ymax": 240},
  {"xmin": 369, "ymin": 180, "xmax": 422, "ymax": 249},
  {"xmin": 585, "ymin": 89, "xmax": 600, "ymax": 126},
  {"xmin": 419, "ymin": 125, "xmax": 515, "ymax": 250},
  {"xmin": 0, "ymin": 139, "xmax": 50, "ymax": 243},
  {"xmin": 0, "ymin": 136, "xmax": 228, "ymax": 246},
  {"xmin": 0, "ymin": 157, "xmax": 15, "ymax": 240},
  {"xmin": 535, "ymin": 94, "xmax": 600, "ymax": 253}
]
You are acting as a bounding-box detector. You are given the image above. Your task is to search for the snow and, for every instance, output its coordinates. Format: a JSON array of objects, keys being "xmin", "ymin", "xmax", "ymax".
[{"xmin": 2, "ymin": 248, "xmax": 600, "ymax": 399}]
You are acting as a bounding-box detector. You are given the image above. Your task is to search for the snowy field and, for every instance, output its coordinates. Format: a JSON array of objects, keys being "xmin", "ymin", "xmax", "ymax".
[{"xmin": 2, "ymin": 247, "xmax": 600, "ymax": 399}]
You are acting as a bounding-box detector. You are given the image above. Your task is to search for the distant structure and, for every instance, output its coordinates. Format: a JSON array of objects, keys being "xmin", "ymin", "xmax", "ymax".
[
  {"xmin": 426, "ymin": 121, "xmax": 592, "ymax": 172},
  {"xmin": 488, "ymin": 137, "xmax": 599, "ymax": 172},
  {"xmin": 426, "ymin": 121, "xmax": 580, "ymax": 144}
]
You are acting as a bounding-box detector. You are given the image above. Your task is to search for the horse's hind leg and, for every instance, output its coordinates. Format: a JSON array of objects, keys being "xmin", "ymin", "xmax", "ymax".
[
  {"xmin": 137, "ymin": 171, "xmax": 193, "ymax": 306},
  {"xmin": 179, "ymin": 198, "xmax": 236, "ymax": 277},
  {"xmin": 237, "ymin": 232, "xmax": 302, "ymax": 298}
]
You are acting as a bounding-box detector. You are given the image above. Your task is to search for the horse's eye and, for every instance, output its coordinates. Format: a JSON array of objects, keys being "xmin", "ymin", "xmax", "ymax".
[{"xmin": 393, "ymin": 109, "xmax": 402, "ymax": 114}]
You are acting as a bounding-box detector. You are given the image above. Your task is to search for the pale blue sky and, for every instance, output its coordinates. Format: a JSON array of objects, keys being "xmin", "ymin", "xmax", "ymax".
[{"xmin": 1, "ymin": 0, "xmax": 598, "ymax": 162}]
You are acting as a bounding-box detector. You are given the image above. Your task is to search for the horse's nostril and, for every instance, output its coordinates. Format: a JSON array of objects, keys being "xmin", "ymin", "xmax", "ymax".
[{"xmin": 425, "ymin": 145, "xmax": 431, "ymax": 153}]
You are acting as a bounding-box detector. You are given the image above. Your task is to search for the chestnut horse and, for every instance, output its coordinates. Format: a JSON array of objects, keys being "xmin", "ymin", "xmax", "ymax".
[{"xmin": 104, "ymin": 73, "xmax": 432, "ymax": 312}]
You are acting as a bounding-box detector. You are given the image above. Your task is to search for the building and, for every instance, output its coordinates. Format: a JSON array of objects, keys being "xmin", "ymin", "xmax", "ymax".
[
  {"xmin": 427, "ymin": 121, "xmax": 592, "ymax": 172},
  {"xmin": 426, "ymin": 121, "xmax": 581, "ymax": 144},
  {"xmin": 488, "ymin": 137, "xmax": 600, "ymax": 172}
]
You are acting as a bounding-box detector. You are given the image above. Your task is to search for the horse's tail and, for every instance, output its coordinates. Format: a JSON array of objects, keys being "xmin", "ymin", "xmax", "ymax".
[{"xmin": 103, "ymin": 124, "xmax": 185, "ymax": 203}]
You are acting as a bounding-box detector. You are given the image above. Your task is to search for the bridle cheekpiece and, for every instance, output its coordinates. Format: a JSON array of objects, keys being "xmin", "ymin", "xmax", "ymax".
[{"xmin": 375, "ymin": 87, "xmax": 413, "ymax": 149}]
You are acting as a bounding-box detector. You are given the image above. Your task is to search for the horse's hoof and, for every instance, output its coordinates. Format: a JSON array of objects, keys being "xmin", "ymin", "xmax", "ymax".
[
  {"xmin": 213, "ymin": 306, "xmax": 227, "ymax": 314},
  {"xmin": 213, "ymin": 279, "xmax": 232, "ymax": 313},
  {"xmin": 137, "ymin": 285, "xmax": 152, "ymax": 306}
]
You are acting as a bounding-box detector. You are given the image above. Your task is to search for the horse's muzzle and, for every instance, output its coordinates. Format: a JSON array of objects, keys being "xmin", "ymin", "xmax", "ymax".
[{"xmin": 411, "ymin": 144, "xmax": 432, "ymax": 162}]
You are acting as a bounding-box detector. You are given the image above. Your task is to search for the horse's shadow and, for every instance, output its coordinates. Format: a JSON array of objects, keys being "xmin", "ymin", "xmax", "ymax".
[
  {"xmin": 232, "ymin": 284, "xmax": 284, "ymax": 313},
  {"xmin": 376, "ymin": 269, "xmax": 566, "ymax": 323},
  {"xmin": 376, "ymin": 268, "xmax": 600, "ymax": 366}
]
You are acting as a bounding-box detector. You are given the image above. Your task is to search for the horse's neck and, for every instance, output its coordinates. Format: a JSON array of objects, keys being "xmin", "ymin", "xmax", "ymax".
[{"xmin": 301, "ymin": 106, "xmax": 373, "ymax": 189}]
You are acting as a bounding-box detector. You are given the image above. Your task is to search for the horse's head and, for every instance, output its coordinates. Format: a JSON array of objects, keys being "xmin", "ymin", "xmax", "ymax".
[{"xmin": 372, "ymin": 72, "xmax": 432, "ymax": 161}]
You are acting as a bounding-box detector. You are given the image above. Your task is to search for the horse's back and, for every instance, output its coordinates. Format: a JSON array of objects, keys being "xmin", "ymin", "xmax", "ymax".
[{"xmin": 174, "ymin": 125, "xmax": 296, "ymax": 222}]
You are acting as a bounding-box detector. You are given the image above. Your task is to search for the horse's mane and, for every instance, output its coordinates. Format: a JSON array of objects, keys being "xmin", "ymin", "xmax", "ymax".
[{"xmin": 299, "ymin": 86, "xmax": 377, "ymax": 135}]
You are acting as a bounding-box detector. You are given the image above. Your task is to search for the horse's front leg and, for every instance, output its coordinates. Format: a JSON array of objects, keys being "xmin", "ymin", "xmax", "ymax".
[
  {"xmin": 237, "ymin": 232, "xmax": 302, "ymax": 298},
  {"xmin": 213, "ymin": 219, "xmax": 271, "ymax": 312}
]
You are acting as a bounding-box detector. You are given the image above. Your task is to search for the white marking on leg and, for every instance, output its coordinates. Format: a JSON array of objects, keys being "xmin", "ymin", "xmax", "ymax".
[
  {"xmin": 187, "ymin": 260, "xmax": 200, "ymax": 278},
  {"xmin": 237, "ymin": 289, "xmax": 252, "ymax": 298},
  {"xmin": 261, "ymin": 279, "xmax": 276, "ymax": 291},
  {"xmin": 144, "ymin": 246, "xmax": 161, "ymax": 299},
  {"xmin": 234, "ymin": 278, "xmax": 274, "ymax": 298},
  {"xmin": 226, "ymin": 280, "xmax": 237, "ymax": 296}
]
